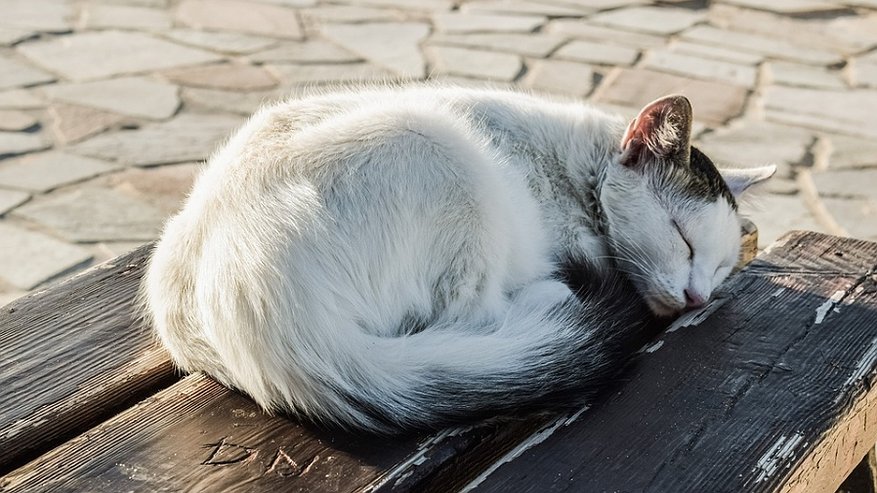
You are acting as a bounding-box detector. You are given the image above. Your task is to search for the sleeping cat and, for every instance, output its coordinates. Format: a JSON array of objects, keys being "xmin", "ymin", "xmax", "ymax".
[{"xmin": 142, "ymin": 85, "xmax": 774, "ymax": 432}]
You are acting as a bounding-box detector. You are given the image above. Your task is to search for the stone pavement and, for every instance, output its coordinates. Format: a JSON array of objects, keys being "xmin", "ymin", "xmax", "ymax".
[{"xmin": 1, "ymin": 0, "xmax": 877, "ymax": 305}]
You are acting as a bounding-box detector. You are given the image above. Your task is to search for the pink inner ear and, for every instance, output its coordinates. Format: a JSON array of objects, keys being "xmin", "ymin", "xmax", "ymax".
[
  {"xmin": 621, "ymin": 114, "xmax": 656, "ymax": 152},
  {"xmin": 621, "ymin": 118, "xmax": 637, "ymax": 151},
  {"xmin": 620, "ymin": 95, "xmax": 691, "ymax": 158},
  {"xmin": 619, "ymin": 117, "xmax": 649, "ymax": 167}
]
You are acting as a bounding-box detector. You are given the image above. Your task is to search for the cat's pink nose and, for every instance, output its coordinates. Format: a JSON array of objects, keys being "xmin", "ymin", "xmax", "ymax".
[{"xmin": 684, "ymin": 289, "xmax": 706, "ymax": 309}]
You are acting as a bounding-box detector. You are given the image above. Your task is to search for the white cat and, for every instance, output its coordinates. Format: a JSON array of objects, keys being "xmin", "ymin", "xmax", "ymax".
[{"xmin": 142, "ymin": 85, "xmax": 774, "ymax": 432}]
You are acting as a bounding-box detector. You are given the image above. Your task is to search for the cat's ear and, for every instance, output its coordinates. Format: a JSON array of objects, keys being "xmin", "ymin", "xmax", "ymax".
[
  {"xmin": 719, "ymin": 165, "xmax": 777, "ymax": 196},
  {"xmin": 620, "ymin": 95, "xmax": 692, "ymax": 168}
]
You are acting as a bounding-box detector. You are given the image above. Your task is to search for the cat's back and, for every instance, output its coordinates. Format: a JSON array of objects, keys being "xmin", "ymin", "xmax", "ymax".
[{"xmin": 144, "ymin": 84, "xmax": 557, "ymax": 372}]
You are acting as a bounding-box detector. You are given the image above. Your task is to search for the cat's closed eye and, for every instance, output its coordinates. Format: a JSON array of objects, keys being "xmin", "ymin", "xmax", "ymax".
[{"xmin": 672, "ymin": 220, "xmax": 694, "ymax": 260}]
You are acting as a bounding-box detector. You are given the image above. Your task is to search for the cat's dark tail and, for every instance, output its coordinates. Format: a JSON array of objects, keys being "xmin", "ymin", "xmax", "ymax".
[{"xmin": 326, "ymin": 261, "xmax": 654, "ymax": 432}]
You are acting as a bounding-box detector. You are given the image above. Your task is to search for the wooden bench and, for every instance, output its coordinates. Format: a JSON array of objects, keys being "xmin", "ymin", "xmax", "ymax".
[{"xmin": 2, "ymin": 227, "xmax": 877, "ymax": 492}]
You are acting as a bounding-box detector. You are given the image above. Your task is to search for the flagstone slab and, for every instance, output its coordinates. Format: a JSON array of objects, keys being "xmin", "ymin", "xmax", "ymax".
[
  {"xmin": 268, "ymin": 63, "xmax": 394, "ymax": 86},
  {"xmin": 695, "ymin": 121, "xmax": 813, "ymax": 176},
  {"xmin": 523, "ymin": 59, "xmax": 594, "ymax": 97},
  {"xmin": 73, "ymin": 113, "xmax": 242, "ymax": 166},
  {"xmin": 590, "ymin": 6, "xmax": 706, "ymax": 35},
  {"xmin": 162, "ymin": 29, "xmax": 278, "ymax": 54},
  {"xmin": 680, "ymin": 26, "xmax": 841, "ymax": 65},
  {"xmin": 323, "ymin": 23, "xmax": 429, "ymax": 78},
  {"xmin": 177, "ymin": 0, "xmax": 303, "ymax": 40},
  {"xmin": 0, "ymin": 0, "xmax": 73, "ymax": 32},
  {"xmin": 433, "ymin": 13, "xmax": 546, "ymax": 33},
  {"xmin": 0, "ymin": 223, "xmax": 92, "ymax": 290},
  {"xmin": 721, "ymin": 0, "xmax": 844, "ymax": 14},
  {"xmin": 163, "ymin": 64, "xmax": 277, "ymax": 90},
  {"xmin": 333, "ymin": 0, "xmax": 451, "ymax": 11},
  {"xmin": 17, "ymin": 31, "xmax": 221, "ymax": 81},
  {"xmin": 429, "ymin": 75, "xmax": 515, "ymax": 89},
  {"xmin": 254, "ymin": 0, "xmax": 316, "ymax": 6},
  {"xmin": 426, "ymin": 45, "xmax": 522, "ymax": 81},
  {"xmin": 767, "ymin": 61, "xmax": 846, "ymax": 90},
  {"xmin": 546, "ymin": 20, "xmax": 666, "ymax": 49},
  {"xmin": 822, "ymin": 197, "xmax": 877, "ymax": 240},
  {"xmin": 554, "ymin": 40, "xmax": 639, "ymax": 66},
  {"xmin": 0, "ymin": 152, "xmax": 121, "ymax": 192},
  {"xmin": 462, "ymin": 0, "xmax": 591, "ymax": 17},
  {"xmin": 429, "ymin": 33, "xmax": 566, "ymax": 58},
  {"xmin": 852, "ymin": 57, "xmax": 877, "ymax": 88},
  {"xmin": 0, "ymin": 28, "xmax": 36, "ymax": 46},
  {"xmin": 709, "ymin": 4, "xmax": 877, "ymax": 56},
  {"xmin": 565, "ymin": 0, "xmax": 649, "ymax": 8},
  {"xmin": 644, "ymin": 50, "xmax": 756, "ymax": 87},
  {"xmin": 249, "ymin": 41, "xmax": 360, "ymax": 64},
  {"xmin": 100, "ymin": 0, "xmax": 170, "ymax": 6},
  {"xmin": 0, "ymin": 132, "xmax": 50, "ymax": 157},
  {"xmin": 742, "ymin": 194, "xmax": 824, "ymax": 247},
  {"xmin": 764, "ymin": 86, "xmax": 877, "ymax": 138},
  {"xmin": 668, "ymin": 40, "xmax": 762, "ymax": 65},
  {"xmin": 82, "ymin": 4, "xmax": 172, "ymax": 30},
  {"xmin": 0, "ymin": 90, "xmax": 43, "ymax": 109},
  {"xmin": 812, "ymin": 169, "xmax": 877, "ymax": 200},
  {"xmin": 48, "ymin": 103, "xmax": 126, "ymax": 145},
  {"xmin": 0, "ymin": 111, "xmax": 38, "ymax": 132},
  {"xmin": 594, "ymin": 68, "xmax": 747, "ymax": 125},
  {"xmin": 98, "ymin": 163, "xmax": 199, "ymax": 214},
  {"xmin": 44, "ymin": 77, "xmax": 180, "ymax": 120},
  {"xmin": 824, "ymin": 134, "xmax": 877, "ymax": 170},
  {"xmin": 0, "ymin": 56, "xmax": 55, "ymax": 90},
  {"xmin": 300, "ymin": 5, "xmax": 401, "ymax": 23},
  {"xmin": 181, "ymin": 87, "xmax": 283, "ymax": 115},
  {"xmin": 13, "ymin": 188, "xmax": 166, "ymax": 242},
  {"xmin": 0, "ymin": 190, "xmax": 30, "ymax": 216}
]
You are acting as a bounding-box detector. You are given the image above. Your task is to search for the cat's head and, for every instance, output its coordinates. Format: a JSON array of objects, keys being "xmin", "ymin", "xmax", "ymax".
[{"xmin": 601, "ymin": 95, "xmax": 774, "ymax": 317}]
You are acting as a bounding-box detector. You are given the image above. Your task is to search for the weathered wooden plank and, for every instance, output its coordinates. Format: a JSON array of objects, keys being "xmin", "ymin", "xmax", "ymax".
[
  {"xmin": 0, "ymin": 366, "xmax": 564, "ymax": 492},
  {"xmin": 0, "ymin": 373, "xmax": 423, "ymax": 492},
  {"xmin": 0, "ymin": 243, "xmax": 176, "ymax": 473},
  {"xmin": 0, "ymin": 222, "xmax": 760, "ymax": 491},
  {"xmin": 467, "ymin": 231, "xmax": 877, "ymax": 493}
]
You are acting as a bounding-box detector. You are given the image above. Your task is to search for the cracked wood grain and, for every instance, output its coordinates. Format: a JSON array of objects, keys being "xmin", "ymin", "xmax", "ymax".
[
  {"xmin": 468, "ymin": 231, "xmax": 877, "ymax": 493},
  {"xmin": 0, "ymin": 242, "xmax": 177, "ymax": 474}
]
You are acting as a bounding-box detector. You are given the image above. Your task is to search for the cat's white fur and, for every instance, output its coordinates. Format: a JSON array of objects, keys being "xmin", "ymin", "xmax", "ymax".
[{"xmin": 143, "ymin": 85, "xmax": 773, "ymax": 431}]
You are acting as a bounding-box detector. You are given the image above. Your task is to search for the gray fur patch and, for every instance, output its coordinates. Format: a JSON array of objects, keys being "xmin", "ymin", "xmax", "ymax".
[{"xmin": 653, "ymin": 146, "xmax": 736, "ymax": 209}]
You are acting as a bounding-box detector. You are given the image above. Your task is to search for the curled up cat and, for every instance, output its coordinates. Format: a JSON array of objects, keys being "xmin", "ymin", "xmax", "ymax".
[{"xmin": 142, "ymin": 85, "xmax": 774, "ymax": 433}]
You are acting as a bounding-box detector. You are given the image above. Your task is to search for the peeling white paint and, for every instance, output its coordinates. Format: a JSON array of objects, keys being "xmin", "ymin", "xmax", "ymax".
[
  {"xmin": 460, "ymin": 406, "xmax": 589, "ymax": 493},
  {"xmin": 563, "ymin": 406, "xmax": 588, "ymax": 426},
  {"xmin": 391, "ymin": 470, "xmax": 413, "ymax": 485},
  {"xmin": 840, "ymin": 337, "xmax": 877, "ymax": 393},
  {"xmin": 842, "ymin": 285, "xmax": 867, "ymax": 306},
  {"xmin": 666, "ymin": 298, "xmax": 727, "ymax": 333},
  {"xmin": 368, "ymin": 427, "xmax": 455, "ymax": 491},
  {"xmin": 366, "ymin": 422, "xmax": 477, "ymax": 491},
  {"xmin": 814, "ymin": 290, "xmax": 845, "ymax": 324},
  {"xmin": 754, "ymin": 433, "xmax": 804, "ymax": 482},
  {"xmin": 644, "ymin": 340, "xmax": 664, "ymax": 353}
]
